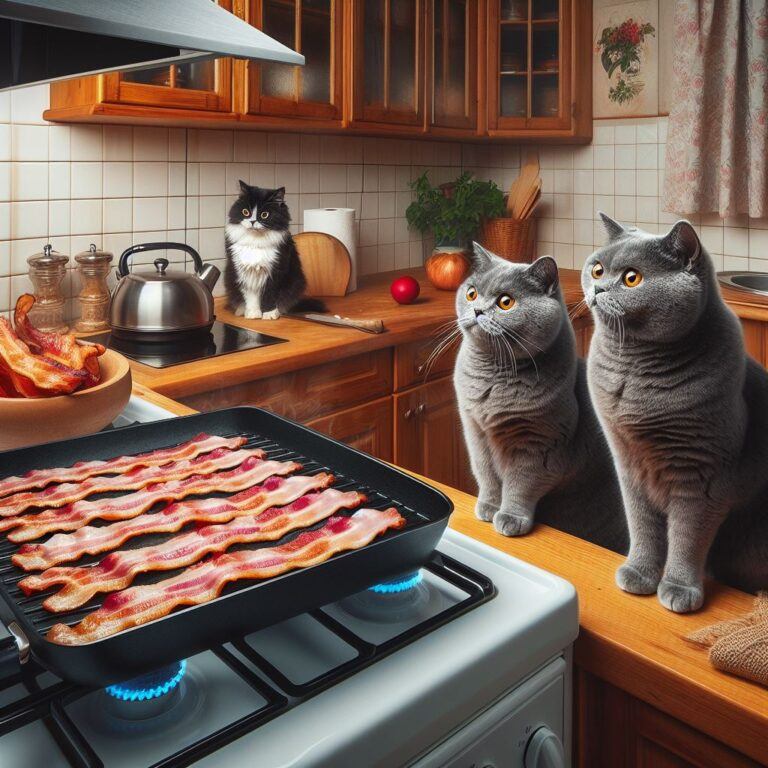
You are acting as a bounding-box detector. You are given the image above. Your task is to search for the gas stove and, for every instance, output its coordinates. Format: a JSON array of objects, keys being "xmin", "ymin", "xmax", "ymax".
[{"xmin": 0, "ymin": 398, "xmax": 578, "ymax": 768}]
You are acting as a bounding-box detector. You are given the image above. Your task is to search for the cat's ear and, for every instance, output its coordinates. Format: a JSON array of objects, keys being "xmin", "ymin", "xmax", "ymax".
[
  {"xmin": 238, "ymin": 179, "xmax": 250, "ymax": 195},
  {"xmin": 271, "ymin": 187, "xmax": 286, "ymax": 203},
  {"xmin": 598, "ymin": 211, "xmax": 626, "ymax": 242},
  {"xmin": 469, "ymin": 241, "xmax": 498, "ymax": 272},
  {"xmin": 527, "ymin": 256, "xmax": 559, "ymax": 296},
  {"xmin": 662, "ymin": 220, "xmax": 701, "ymax": 269}
]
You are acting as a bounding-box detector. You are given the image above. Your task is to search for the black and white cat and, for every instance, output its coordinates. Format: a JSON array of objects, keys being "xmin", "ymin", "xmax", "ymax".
[{"xmin": 224, "ymin": 181, "xmax": 323, "ymax": 319}]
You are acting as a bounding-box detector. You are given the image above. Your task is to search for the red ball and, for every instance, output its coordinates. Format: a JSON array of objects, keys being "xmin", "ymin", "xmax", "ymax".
[{"xmin": 390, "ymin": 275, "xmax": 421, "ymax": 305}]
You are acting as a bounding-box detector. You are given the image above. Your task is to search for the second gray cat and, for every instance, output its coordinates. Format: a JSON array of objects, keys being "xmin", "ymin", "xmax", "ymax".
[
  {"xmin": 583, "ymin": 215, "xmax": 768, "ymax": 612},
  {"xmin": 454, "ymin": 242, "xmax": 627, "ymax": 552}
]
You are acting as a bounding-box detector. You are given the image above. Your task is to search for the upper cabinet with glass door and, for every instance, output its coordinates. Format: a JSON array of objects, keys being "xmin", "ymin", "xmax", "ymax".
[
  {"xmin": 486, "ymin": 0, "xmax": 591, "ymax": 141},
  {"xmin": 46, "ymin": 0, "xmax": 235, "ymax": 121},
  {"xmin": 427, "ymin": 0, "xmax": 479, "ymax": 136},
  {"xmin": 347, "ymin": 0, "xmax": 426, "ymax": 132},
  {"xmin": 237, "ymin": 0, "xmax": 343, "ymax": 127}
]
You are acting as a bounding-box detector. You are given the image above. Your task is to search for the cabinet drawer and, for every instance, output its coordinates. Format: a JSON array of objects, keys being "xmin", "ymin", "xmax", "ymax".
[
  {"xmin": 181, "ymin": 349, "xmax": 393, "ymax": 422},
  {"xmin": 395, "ymin": 337, "xmax": 459, "ymax": 391}
]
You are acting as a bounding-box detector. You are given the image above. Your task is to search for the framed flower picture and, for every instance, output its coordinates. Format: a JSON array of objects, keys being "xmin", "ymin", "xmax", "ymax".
[{"xmin": 593, "ymin": 0, "xmax": 660, "ymax": 118}]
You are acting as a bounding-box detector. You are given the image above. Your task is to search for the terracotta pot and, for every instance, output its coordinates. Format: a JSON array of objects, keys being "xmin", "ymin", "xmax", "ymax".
[
  {"xmin": 0, "ymin": 349, "xmax": 132, "ymax": 450},
  {"xmin": 425, "ymin": 247, "xmax": 471, "ymax": 291}
]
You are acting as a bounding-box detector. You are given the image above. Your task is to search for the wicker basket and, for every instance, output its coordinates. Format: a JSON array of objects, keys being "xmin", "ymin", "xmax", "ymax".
[{"xmin": 479, "ymin": 217, "xmax": 536, "ymax": 263}]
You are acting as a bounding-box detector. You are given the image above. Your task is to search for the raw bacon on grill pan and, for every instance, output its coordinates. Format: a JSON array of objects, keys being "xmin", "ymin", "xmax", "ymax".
[
  {"xmin": 47, "ymin": 507, "xmax": 405, "ymax": 645},
  {"xmin": 13, "ymin": 472, "xmax": 331, "ymax": 569},
  {"xmin": 0, "ymin": 447, "xmax": 264, "ymax": 519},
  {"xmin": 0, "ymin": 434, "xmax": 245, "ymax": 498},
  {"xmin": 2, "ymin": 457, "xmax": 300, "ymax": 543},
  {"xmin": 21, "ymin": 488, "xmax": 365, "ymax": 611}
]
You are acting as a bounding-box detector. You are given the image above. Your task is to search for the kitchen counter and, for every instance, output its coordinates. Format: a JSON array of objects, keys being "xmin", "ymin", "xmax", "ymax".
[{"xmin": 131, "ymin": 382, "xmax": 768, "ymax": 767}]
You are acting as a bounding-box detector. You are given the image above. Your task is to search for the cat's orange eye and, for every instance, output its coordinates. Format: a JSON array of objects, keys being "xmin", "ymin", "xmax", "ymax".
[
  {"xmin": 260, "ymin": 211, "xmax": 269, "ymax": 220},
  {"xmin": 497, "ymin": 294, "xmax": 515, "ymax": 310},
  {"xmin": 241, "ymin": 208, "xmax": 250, "ymax": 217},
  {"xmin": 591, "ymin": 262, "xmax": 604, "ymax": 279},
  {"xmin": 622, "ymin": 268, "xmax": 643, "ymax": 288},
  {"xmin": 466, "ymin": 286, "xmax": 477, "ymax": 301}
]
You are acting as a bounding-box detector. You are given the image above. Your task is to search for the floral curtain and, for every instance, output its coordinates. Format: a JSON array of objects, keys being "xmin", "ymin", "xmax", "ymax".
[{"xmin": 662, "ymin": 0, "xmax": 768, "ymax": 218}]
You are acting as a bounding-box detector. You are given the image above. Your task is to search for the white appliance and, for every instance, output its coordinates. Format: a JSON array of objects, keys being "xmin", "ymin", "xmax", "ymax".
[{"xmin": 0, "ymin": 396, "xmax": 578, "ymax": 768}]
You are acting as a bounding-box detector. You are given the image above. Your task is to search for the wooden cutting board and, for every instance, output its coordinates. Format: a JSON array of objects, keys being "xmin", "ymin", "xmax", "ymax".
[{"xmin": 294, "ymin": 231, "xmax": 352, "ymax": 297}]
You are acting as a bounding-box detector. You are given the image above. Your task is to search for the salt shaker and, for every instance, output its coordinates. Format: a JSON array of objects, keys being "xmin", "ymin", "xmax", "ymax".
[
  {"xmin": 26, "ymin": 244, "xmax": 69, "ymax": 333},
  {"xmin": 75, "ymin": 244, "xmax": 113, "ymax": 332}
]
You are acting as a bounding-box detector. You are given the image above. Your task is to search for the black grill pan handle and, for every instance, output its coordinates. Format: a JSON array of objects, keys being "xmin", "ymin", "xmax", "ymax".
[{"xmin": 0, "ymin": 622, "xmax": 29, "ymax": 681}]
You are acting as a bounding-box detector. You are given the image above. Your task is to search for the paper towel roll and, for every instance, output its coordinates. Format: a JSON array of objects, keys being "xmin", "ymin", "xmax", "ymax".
[{"xmin": 303, "ymin": 207, "xmax": 358, "ymax": 292}]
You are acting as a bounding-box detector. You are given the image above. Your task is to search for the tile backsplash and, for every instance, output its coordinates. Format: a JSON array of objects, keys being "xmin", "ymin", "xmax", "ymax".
[{"xmin": 1, "ymin": 83, "xmax": 767, "ymax": 323}]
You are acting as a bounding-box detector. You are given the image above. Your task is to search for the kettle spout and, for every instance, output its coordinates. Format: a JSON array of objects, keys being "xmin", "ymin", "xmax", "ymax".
[{"xmin": 198, "ymin": 263, "xmax": 221, "ymax": 292}]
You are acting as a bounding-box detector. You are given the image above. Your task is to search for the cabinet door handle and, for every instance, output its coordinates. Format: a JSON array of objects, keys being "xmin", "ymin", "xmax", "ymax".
[
  {"xmin": 403, "ymin": 409, "xmax": 414, "ymax": 420},
  {"xmin": 416, "ymin": 404, "xmax": 426, "ymax": 415},
  {"xmin": 416, "ymin": 364, "xmax": 424, "ymax": 374}
]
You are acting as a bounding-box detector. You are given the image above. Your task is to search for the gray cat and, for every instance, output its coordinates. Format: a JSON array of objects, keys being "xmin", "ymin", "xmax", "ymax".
[
  {"xmin": 583, "ymin": 215, "xmax": 768, "ymax": 612},
  {"xmin": 453, "ymin": 242, "xmax": 627, "ymax": 552}
]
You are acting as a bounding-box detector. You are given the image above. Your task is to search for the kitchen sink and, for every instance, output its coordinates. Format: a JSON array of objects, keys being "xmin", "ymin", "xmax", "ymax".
[{"xmin": 718, "ymin": 272, "xmax": 768, "ymax": 296}]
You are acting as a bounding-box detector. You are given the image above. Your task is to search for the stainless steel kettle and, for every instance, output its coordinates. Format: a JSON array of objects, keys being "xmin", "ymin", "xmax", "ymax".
[{"xmin": 110, "ymin": 242, "xmax": 220, "ymax": 341}]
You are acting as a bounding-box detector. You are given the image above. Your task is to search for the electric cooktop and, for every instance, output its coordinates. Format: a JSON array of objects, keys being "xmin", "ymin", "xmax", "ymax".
[{"xmin": 88, "ymin": 321, "xmax": 287, "ymax": 369}]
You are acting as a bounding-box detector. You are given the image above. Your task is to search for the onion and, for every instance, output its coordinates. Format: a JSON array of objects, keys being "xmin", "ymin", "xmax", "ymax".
[{"xmin": 425, "ymin": 250, "xmax": 470, "ymax": 291}]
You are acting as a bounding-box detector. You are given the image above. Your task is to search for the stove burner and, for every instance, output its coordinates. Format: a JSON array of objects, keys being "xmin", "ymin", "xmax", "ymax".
[
  {"xmin": 368, "ymin": 571, "xmax": 423, "ymax": 594},
  {"xmin": 105, "ymin": 660, "xmax": 187, "ymax": 703}
]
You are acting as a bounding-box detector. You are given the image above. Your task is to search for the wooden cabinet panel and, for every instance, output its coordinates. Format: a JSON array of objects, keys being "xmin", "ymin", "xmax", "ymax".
[
  {"xmin": 741, "ymin": 319, "xmax": 766, "ymax": 366},
  {"xmin": 238, "ymin": 0, "xmax": 344, "ymax": 126},
  {"xmin": 486, "ymin": 0, "xmax": 592, "ymax": 141},
  {"xmin": 347, "ymin": 0, "xmax": 426, "ymax": 131},
  {"xmin": 426, "ymin": 0, "xmax": 479, "ymax": 135},
  {"xmin": 306, "ymin": 397, "xmax": 393, "ymax": 461},
  {"xmin": 180, "ymin": 349, "xmax": 393, "ymax": 422},
  {"xmin": 572, "ymin": 317, "xmax": 593, "ymax": 358},
  {"xmin": 394, "ymin": 377, "xmax": 476, "ymax": 493},
  {"xmin": 394, "ymin": 335, "xmax": 459, "ymax": 391},
  {"xmin": 576, "ymin": 670, "xmax": 764, "ymax": 768}
]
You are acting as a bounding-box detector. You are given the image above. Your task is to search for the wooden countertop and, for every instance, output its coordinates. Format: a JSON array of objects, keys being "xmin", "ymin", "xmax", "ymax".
[
  {"xmin": 131, "ymin": 384, "xmax": 768, "ymax": 764},
  {"xmin": 126, "ymin": 267, "xmax": 591, "ymax": 400}
]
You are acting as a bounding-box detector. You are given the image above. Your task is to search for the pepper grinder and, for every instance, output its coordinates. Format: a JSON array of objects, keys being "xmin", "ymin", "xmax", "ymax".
[
  {"xmin": 75, "ymin": 244, "xmax": 113, "ymax": 332},
  {"xmin": 26, "ymin": 244, "xmax": 69, "ymax": 333}
]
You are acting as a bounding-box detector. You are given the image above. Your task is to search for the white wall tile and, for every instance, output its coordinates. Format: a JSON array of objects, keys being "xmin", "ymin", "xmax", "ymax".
[
  {"xmin": 572, "ymin": 146, "xmax": 593, "ymax": 170},
  {"xmin": 199, "ymin": 195, "xmax": 226, "ymax": 229},
  {"xmin": 49, "ymin": 200, "xmax": 70, "ymax": 236},
  {"xmin": 48, "ymin": 126, "xmax": 70, "ymax": 161},
  {"xmin": 615, "ymin": 196, "xmax": 636, "ymax": 222},
  {"xmin": 133, "ymin": 127, "xmax": 169, "ymax": 161},
  {"xmin": 70, "ymin": 199, "xmax": 101, "ymax": 235},
  {"xmin": 198, "ymin": 162, "xmax": 225, "ymax": 195},
  {"xmin": 103, "ymin": 162, "xmax": 132, "ymax": 198},
  {"xmin": 593, "ymin": 145, "xmax": 614, "ymax": 170},
  {"xmin": 724, "ymin": 227, "xmax": 749, "ymax": 257},
  {"xmin": 0, "ymin": 93, "xmax": 10, "ymax": 123},
  {"xmin": 614, "ymin": 170, "xmax": 636, "ymax": 195},
  {"xmin": 573, "ymin": 194, "xmax": 594, "ymax": 220},
  {"xmin": 637, "ymin": 170, "xmax": 658, "ymax": 197},
  {"xmin": 224, "ymin": 163, "xmax": 249, "ymax": 195},
  {"xmin": 0, "ymin": 125, "xmax": 10, "ymax": 162},
  {"xmin": 0, "ymin": 163, "xmax": 9, "ymax": 202},
  {"xmin": 300, "ymin": 163, "xmax": 320, "ymax": 193},
  {"xmin": 12, "ymin": 125, "xmax": 48, "ymax": 161},
  {"xmin": 593, "ymin": 125, "xmax": 615, "ymax": 145},
  {"xmin": 320, "ymin": 164, "xmax": 347, "ymax": 193},
  {"xmin": 169, "ymin": 162, "xmax": 186, "ymax": 196},
  {"xmin": 636, "ymin": 144, "xmax": 657, "ymax": 169},
  {"xmin": 133, "ymin": 197, "xmax": 168, "ymax": 232},
  {"xmin": 594, "ymin": 170, "xmax": 614, "ymax": 195},
  {"xmin": 11, "ymin": 163, "xmax": 48, "ymax": 201},
  {"xmin": 700, "ymin": 225, "xmax": 724, "ymax": 255},
  {"xmin": 636, "ymin": 196, "xmax": 658, "ymax": 223},
  {"xmin": 749, "ymin": 228, "xmax": 768, "ymax": 259},
  {"xmin": 615, "ymin": 145, "xmax": 636, "ymax": 169},
  {"xmin": 251, "ymin": 163, "xmax": 275, "ymax": 188},
  {"xmin": 573, "ymin": 219, "xmax": 593, "ymax": 246},
  {"xmin": 554, "ymin": 170, "xmax": 573, "ymax": 194},
  {"xmin": 70, "ymin": 162, "xmax": 102, "ymax": 199},
  {"xmin": 10, "ymin": 85, "xmax": 49, "ymax": 125},
  {"xmin": 11, "ymin": 200, "xmax": 47, "ymax": 239},
  {"xmin": 70, "ymin": 126, "xmax": 102, "ymax": 161},
  {"xmin": 103, "ymin": 198, "xmax": 133, "ymax": 233},
  {"xmin": 637, "ymin": 122, "xmax": 659, "ymax": 143},
  {"xmin": 614, "ymin": 124, "xmax": 637, "ymax": 145}
]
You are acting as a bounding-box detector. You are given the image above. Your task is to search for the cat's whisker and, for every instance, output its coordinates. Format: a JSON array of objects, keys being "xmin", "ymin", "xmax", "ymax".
[
  {"xmin": 506, "ymin": 329, "xmax": 539, "ymax": 382},
  {"xmin": 422, "ymin": 326, "xmax": 461, "ymax": 380}
]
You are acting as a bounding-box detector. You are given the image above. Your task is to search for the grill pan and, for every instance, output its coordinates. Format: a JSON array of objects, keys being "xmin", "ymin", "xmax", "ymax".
[{"xmin": 0, "ymin": 407, "xmax": 452, "ymax": 687}]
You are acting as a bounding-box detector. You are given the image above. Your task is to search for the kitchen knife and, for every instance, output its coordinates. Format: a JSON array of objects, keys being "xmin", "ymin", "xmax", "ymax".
[{"xmin": 289, "ymin": 312, "xmax": 385, "ymax": 334}]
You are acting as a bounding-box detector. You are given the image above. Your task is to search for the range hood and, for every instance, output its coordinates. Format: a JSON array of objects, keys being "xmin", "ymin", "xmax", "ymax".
[{"xmin": 0, "ymin": 0, "xmax": 304, "ymax": 90}]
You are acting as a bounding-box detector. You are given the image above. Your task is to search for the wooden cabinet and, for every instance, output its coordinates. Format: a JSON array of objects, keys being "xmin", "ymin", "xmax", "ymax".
[
  {"xmin": 576, "ymin": 670, "xmax": 764, "ymax": 768},
  {"xmin": 306, "ymin": 397, "xmax": 393, "ymax": 461},
  {"xmin": 394, "ymin": 378, "xmax": 476, "ymax": 492},
  {"xmin": 346, "ymin": 0, "xmax": 426, "ymax": 132},
  {"xmin": 740, "ymin": 319, "xmax": 767, "ymax": 366},
  {"xmin": 237, "ymin": 0, "xmax": 344, "ymax": 128},
  {"xmin": 46, "ymin": 1, "xmax": 235, "ymax": 123},
  {"xmin": 426, "ymin": 0, "xmax": 479, "ymax": 135},
  {"xmin": 486, "ymin": 0, "xmax": 592, "ymax": 141}
]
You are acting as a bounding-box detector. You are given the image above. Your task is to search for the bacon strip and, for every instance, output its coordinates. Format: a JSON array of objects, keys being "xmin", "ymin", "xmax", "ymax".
[
  {"xmin": 3, "ymin": 457, "xmax": 298, "ymax": 544},
  {"xmin": 0, "ymin": 447, "xmax": 263, "ymax": 520},
  {"xmin": 47, "ymin": 508, "xmax": 405, "ymax": 645},
  {"xmin": 22, "ymin": 489, "xmax": 365, "ymax": 611},
  {"xmin": 0, "ymin": 434, "xmax": 245, "ymax": 499},
  {"xmin": 13, "ymin": 473, "xmax": 330, "ymax": 569},
  {"xmin": 0, "ymin": 318, "xmax": 88, "ymax": 396},
  {"xmin": 14, "ymin": 294, "xmax": 105, "ymax": 387}
]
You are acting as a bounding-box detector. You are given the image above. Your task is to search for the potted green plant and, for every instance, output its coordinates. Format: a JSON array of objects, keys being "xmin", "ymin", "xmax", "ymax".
[{"xmin": 406, "ymin": 172, "xmax": 505, "ymax": 290}]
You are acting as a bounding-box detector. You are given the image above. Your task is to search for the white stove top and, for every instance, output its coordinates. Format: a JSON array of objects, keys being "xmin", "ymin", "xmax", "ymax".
[{"xmin": 0, "ymin": 397, "xmax": 578, "ymax": 768}]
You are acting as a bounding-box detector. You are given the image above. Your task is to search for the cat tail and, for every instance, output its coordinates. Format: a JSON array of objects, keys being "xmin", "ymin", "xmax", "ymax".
[{"xmin": 291, "ymin": 297, "xmax": 327, "ymax": 314}]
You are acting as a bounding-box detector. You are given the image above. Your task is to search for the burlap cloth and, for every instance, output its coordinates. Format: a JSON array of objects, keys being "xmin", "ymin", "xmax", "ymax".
[{"xmin": 686, "ymin": 592, "xmax": 768, "ymax": 687}]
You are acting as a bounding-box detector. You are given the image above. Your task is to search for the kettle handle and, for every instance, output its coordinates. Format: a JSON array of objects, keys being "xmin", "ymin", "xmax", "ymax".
[{"xmin": 117, "ymin": 243, "xmax": 204, "ymax": 278}]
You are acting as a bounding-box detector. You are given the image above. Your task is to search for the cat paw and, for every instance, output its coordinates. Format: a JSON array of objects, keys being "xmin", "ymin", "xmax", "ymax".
[
  {"xmin": 493, "ymin": 510, "xmax": 534, "ymax": 537},
  {"xmin": 244, "ymin": 309, "xmax": 262, "ymax": 319},
  {"xmin": 262, "ymin": 309, "xmax": 280, "ymax": 320},
  {"xmin": 233, "ymin": 304, "xmax": 245, "ymax": 317},
  {"xmin": 475, "ymin": 500, "xmax": 497, "ymax": 522},
  {"xmin": 615, "ymin": 562, "xmax": 660, "ymax": 595},
  {"xmin": 657, "ymin": 579, "xmax": 704, "ymax": 613}
]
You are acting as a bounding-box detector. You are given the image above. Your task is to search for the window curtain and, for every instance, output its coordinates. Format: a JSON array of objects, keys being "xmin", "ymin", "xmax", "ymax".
[{"xmin": 662, "ymin": 0, "xmax": 768, "ymax": 218}]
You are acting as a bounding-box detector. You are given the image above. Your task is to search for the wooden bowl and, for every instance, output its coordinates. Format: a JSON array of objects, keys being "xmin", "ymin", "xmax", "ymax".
[{"xmin": 0, "ymin": 349, "xmax": 132, "ymax": 451}]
